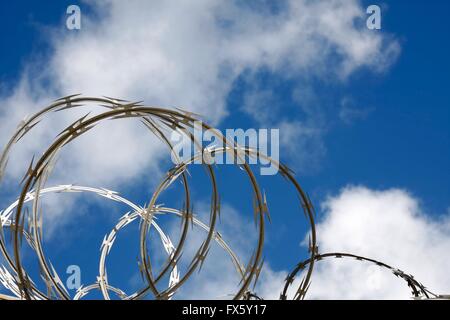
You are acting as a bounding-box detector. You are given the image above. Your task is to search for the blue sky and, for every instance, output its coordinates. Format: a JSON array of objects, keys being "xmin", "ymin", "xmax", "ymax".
[{"xmin": 0, "ymin": 1, "xmax": 449, "ymax": 299}]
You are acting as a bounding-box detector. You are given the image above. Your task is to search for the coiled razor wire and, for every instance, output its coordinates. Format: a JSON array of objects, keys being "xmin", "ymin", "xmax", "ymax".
[{"xmin": 0, "ymin": 95, "xmax": 447, "ymax": 300}]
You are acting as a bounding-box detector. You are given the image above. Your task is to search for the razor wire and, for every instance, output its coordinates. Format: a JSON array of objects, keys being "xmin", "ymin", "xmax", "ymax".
[{"xmin": 0, "ymin": 95, "xmax": 447, "ymax": 300}]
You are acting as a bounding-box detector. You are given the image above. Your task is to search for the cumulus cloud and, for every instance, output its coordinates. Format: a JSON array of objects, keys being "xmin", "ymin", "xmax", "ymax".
[
  {"xmin": 182, "ymin": 187, "xmax": 450, "ymax": 300},
  {"xmin": 303, "ymin": 186, "xmax": 450, "ymax": 299}
]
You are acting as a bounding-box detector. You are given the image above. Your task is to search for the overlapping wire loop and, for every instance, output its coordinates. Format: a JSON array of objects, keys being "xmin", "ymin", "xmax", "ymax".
[{"xmin": 0, "ymin": 95, "xmax": 447, "ymax": 300}]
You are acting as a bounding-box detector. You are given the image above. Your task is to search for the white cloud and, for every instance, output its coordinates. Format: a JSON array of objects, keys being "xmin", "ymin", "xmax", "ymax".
[
  {"xmin": 180, "ymin": 187, "xmax": 450, "ymax": 300},
  {"xmin": 302, "ymin": 186, "xmax": 450, "ymax": 299},
  {"xmin": 0, "ymin": 0, "xmax": 400, "ymax": 225}
]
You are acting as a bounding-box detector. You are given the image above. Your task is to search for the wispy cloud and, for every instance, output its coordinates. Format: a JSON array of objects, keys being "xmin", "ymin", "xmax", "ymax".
[
  {"xmin": 339, "ymin": 96, "xmax": 374, "ymax": 125},
  {"xmin": 0, "ymin": 0, "xmax": 400, "ymax": 232}
]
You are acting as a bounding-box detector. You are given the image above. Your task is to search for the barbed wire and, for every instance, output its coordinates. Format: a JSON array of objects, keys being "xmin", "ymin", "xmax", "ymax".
[
  {"xmin": 281, "ymin": 252, "xmax": 442, "ymax": 300},
  {"xmin": 0, "ymin": 95, "xmax": 447, "ymax": 300}
]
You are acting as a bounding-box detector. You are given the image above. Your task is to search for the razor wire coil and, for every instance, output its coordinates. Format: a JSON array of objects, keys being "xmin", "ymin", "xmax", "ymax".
[{"xmin": 0, "ymin": 95, "xmax": 446, "ymax": 300}]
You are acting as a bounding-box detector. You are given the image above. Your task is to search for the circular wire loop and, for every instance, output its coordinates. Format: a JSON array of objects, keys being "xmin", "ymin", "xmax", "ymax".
[{"xmin": 0, "ymin": 95, "xmax": 444, "ymax": 300}]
